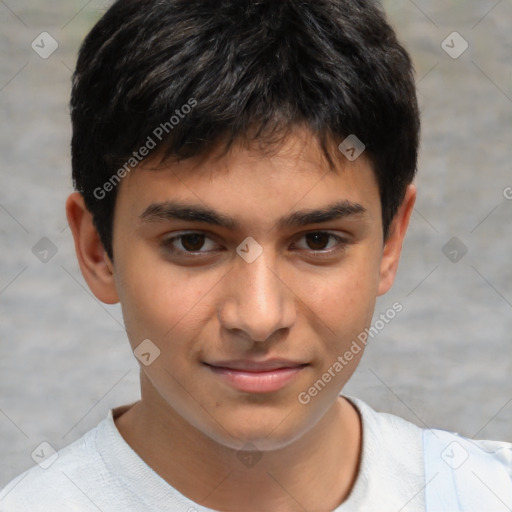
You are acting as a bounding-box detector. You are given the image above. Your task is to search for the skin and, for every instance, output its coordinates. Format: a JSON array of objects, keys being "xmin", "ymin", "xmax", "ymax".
[{"xmin": 66, "ymin": 126, "xmax": 416, "ymax": 511}]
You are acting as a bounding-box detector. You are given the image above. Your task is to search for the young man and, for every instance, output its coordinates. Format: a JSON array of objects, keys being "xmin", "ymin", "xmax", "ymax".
[{"xmin": 1, "ymin": 0, "xmax": 511, "ymax": 510}]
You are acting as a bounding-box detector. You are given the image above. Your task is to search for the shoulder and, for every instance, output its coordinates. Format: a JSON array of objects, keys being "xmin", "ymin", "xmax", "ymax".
[
  {"xmin": 345, "ymin": 396, "xmax": 512, "ymax": 511},
  {"xmin": 347, "ymin": 395, "xmax": 425, "ymax": 463},
  {"xmin": 0, "ymin": 420, "xmax": 111, "ymax": 511},
  {"xmin": 423, "ymin": 427, "xmax": 512, "ymax": 511},
  {"xmin": 343, "ymin": 395, "xmax": 426, "ymax": 511}
]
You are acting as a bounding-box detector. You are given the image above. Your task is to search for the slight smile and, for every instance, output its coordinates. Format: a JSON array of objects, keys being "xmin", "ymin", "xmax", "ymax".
[{"xmin": 204, "ymin": 360, "xmax": 309, "ymax": 394}]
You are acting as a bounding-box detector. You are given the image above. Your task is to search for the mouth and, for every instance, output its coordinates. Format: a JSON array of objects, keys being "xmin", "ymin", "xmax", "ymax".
[{"xmin": 204, "ymin": 359, "xmax": 308, "ymax": 394}]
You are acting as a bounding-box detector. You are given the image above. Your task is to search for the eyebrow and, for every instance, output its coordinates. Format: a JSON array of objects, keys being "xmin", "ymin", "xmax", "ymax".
[{"xmin": 140, "ymin": 199, "xmax": 367, "ymax": 231}]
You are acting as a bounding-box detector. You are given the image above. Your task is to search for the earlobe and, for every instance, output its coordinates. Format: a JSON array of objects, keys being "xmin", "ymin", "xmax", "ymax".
[
  {"xmin": 65, "ymin": 192, "xmax": 119, "ymax": 304},
  {"xmin": 377, "ymin": 184, "xmax": 416, "ymax": 296}
]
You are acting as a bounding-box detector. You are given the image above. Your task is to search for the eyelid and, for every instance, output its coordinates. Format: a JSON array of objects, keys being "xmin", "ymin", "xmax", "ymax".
[
  {"xmin": 162, "ymin": 231, "xmax": 222, "ymax": 254},
  {"xmin": 292, "ymin": 231, "xmax": 348, "ymax": 247},
  {"xmin": 291, "ymin": 231, "xmax": 350, "ymax": 258}
]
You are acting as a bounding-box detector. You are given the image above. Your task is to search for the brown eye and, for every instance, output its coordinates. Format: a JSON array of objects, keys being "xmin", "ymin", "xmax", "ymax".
[
  {"xmin": 162, "ymin": 232, "xmax": 220, "ymax": 255},
  {"xmin": 292, "ymin": 231, "xmax": 349, "ymax": 260},
  {"xmin": 294, "ymin": 232, "xmax": 345, "ymax": 251},
  {"xmin": 180, "ymin": 233, "xmax": 206, "ymax": 252},
  {"xmin": 304, "ymin": 232, "xmax": 331, "ymax": 251}
]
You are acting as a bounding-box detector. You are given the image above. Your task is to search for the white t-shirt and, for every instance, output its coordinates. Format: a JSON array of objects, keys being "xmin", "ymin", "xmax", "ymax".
[{"xmin": 0, "ymin": 396, "xmax": 510, "ymax": 511}]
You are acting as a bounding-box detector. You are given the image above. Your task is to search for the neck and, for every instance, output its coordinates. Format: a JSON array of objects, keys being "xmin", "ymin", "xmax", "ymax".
[{"xmin": 115, "ymin": 383, "xmax": 362, "ymax": 511}]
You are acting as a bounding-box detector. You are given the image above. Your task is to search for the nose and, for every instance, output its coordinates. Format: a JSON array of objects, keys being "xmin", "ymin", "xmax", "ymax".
[{"xmin": 218, "ymin": 250, "xmax": 296, "ymax": 343}]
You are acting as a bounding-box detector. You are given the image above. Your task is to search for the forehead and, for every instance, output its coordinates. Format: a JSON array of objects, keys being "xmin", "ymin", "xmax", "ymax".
[{"xmin": 114, "ymin": 128, "xmax": 381, "ymax": 233}]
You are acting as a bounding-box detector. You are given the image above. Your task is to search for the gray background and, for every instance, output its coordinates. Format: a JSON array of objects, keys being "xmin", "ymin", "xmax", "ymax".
[{"xmin": 1, "ymin": 0, "xmax": 511, "ymax": 488}]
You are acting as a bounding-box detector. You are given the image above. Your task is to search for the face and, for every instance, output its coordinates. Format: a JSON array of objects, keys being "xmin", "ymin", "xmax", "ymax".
[{"xmin": 76, "ymin": 128, "xmax": 413, "ymax": 452}]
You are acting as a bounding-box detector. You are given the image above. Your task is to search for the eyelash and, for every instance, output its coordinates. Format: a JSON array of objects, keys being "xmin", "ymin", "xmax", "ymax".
[{"xmin": 161, "ymin": 231, "xmax": 349, "ymax": 259}]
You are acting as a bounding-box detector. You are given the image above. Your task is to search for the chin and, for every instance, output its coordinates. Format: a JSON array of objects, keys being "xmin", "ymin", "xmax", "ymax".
[{"xmin": 202, "ymin": 402, "xmax": 315, "ymax": 452}]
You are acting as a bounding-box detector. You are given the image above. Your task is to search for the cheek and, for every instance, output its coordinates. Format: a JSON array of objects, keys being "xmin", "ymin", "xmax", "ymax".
[
  {"xmin": 114, "ymin": 249, "xmax": 212, "ymax": 349},
  {"xmin": 289, "ymin": 254, "xmax": 380, "ymax": 381},
  {"xmin": 295, "ymin": 256, "xmax": 380, "ymax": 329}
]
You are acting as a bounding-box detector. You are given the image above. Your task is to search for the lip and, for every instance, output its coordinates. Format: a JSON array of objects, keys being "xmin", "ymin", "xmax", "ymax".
[{"xmin": 204, "ymin": 360, "xmax": 308, "ymax": 393}]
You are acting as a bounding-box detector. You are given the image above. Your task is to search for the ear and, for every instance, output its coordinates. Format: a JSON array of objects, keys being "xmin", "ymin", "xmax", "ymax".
[
  {"xmin": 65, "ymin": 192, "xmax": 119, "ymax": 304},
  {"xmin": 377, "ymin": 184, "xmax": 416, "ymax": 296}
]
